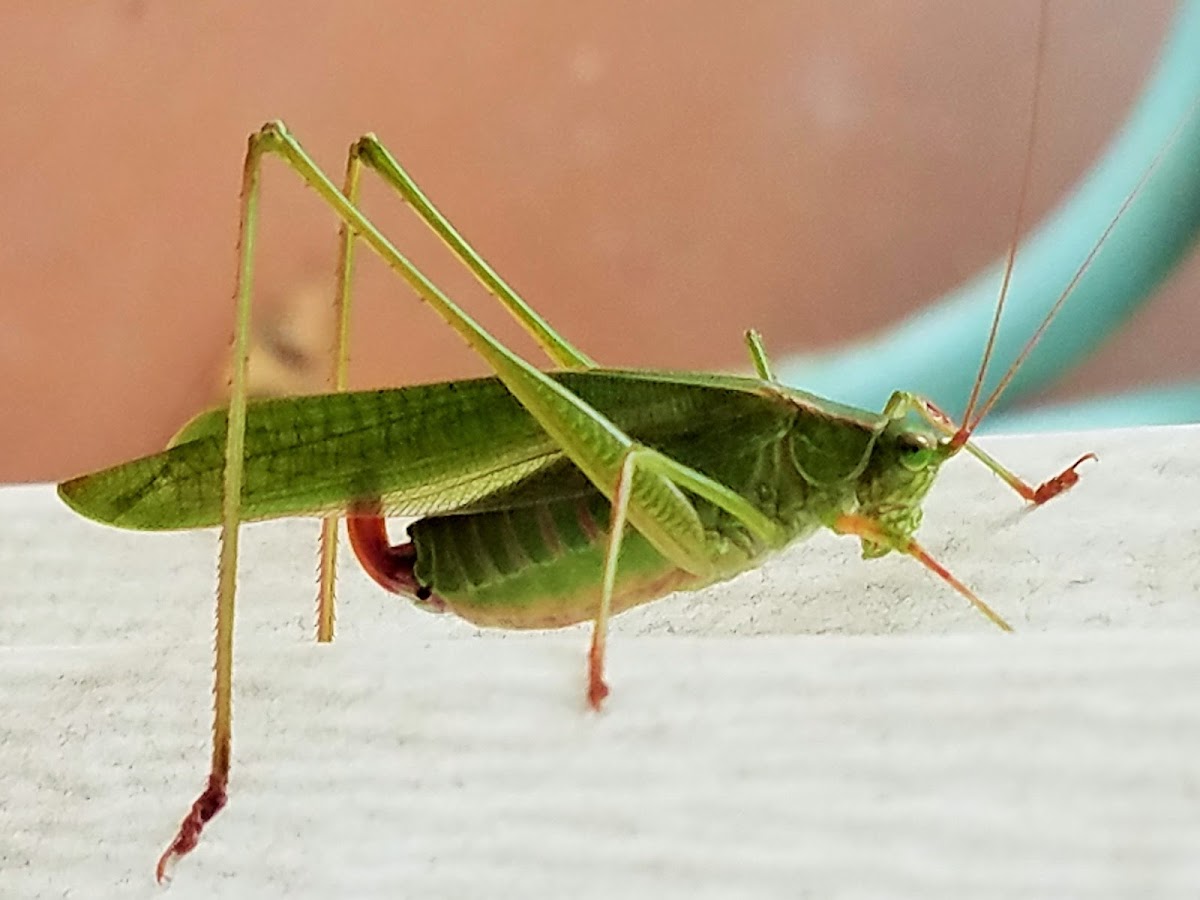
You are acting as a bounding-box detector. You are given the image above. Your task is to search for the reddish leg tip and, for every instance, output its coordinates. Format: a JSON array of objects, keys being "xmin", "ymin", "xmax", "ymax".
[
  {"xmin": 155, "ymin": 774, "xmax": 228, "ymax": 883},
  {"xmin": 1032, "ymin": 452, "xmax": 1097, "ymax": 505},
  {"xmin": 586, "ymin": 637, "xmax": 610, "ymax": 710},
  {"xmin": 587, "ymin": 678, "xmax": 610, "ymax": 711},
  {"xmin": 155, "ymin": 852, "xmax": 176, "ymax": 885}
]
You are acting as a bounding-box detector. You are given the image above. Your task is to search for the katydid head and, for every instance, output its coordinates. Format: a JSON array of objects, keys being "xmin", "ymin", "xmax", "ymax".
[{"xmin": 853, "ymin": 421, "xmax": 945, "ymax": 559}]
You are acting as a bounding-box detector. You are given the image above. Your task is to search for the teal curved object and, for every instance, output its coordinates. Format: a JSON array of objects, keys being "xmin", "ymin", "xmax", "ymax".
[
  {"xmin": 775, "ymin": 0, "xmax": 1200, "ymax": 429},
  {"xmin": 988, "ymin": 380, "xmax": 1200, "ymax": 432}
]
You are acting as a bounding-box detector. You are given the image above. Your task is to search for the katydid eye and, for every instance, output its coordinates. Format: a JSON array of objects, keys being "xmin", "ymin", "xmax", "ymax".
[{"xmin": 900, "ymin": 445, "xmax": 935, "ymax": 471}]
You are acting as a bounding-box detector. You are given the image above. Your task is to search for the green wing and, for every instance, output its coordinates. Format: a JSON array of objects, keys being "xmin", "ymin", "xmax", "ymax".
[{"xmin": 59, "ymin": 370, "xmax": 826, "ymax": 531}]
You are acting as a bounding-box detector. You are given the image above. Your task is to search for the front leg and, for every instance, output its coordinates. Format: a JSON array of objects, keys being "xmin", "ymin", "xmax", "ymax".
[{"xmin": 884, "ymin": 390, "xmax": 1096, "ymax": 505}]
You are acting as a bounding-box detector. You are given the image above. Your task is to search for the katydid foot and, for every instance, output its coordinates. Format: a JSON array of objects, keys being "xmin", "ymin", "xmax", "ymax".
[
  {"xmin": 156, "ymin": 773, "xmax": 227, "ymax": 883},
  {"xmin": 587, "ymin": 636, "xmax": 610, "ymax": 711},
  {"xmin": 1028, "ymin": 453, "xmax": 1097, "ymax": 505}
]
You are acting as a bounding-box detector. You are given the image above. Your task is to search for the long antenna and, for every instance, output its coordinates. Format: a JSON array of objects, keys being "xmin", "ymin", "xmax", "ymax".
[
  {"xmin": 963, "ymin": 94, "xmax": 1199, "ymax": 435},
  {"xmin": 959, "ymin": 0, "xmax": 1048, "ymax": 430}
]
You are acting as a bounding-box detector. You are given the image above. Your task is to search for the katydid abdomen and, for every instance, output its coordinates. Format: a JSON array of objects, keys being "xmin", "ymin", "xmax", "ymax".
[
  {"xmin": 392, "ymin": 445, "xmax": 834, "ymax": 629},
  {"xmin": 404, "ymin": 496, "xmax": 705, "ymax": 629}
]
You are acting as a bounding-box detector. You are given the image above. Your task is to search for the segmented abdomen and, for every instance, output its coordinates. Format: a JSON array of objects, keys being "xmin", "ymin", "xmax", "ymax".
[{"xmin": 410, "ymin": 493, "xmax": 700, "ymax": 629}]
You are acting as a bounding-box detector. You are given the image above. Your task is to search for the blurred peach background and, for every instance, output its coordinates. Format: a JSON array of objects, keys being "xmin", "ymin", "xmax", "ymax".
[{"xmin": 2, "ymin": 1, "xmax": 1196, "ymax": 483}]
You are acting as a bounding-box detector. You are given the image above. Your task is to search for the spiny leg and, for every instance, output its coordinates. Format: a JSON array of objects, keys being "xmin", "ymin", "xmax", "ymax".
[
  {"xmin": 313, "ymin": 131, "xmax": 602, "ymax": 647},
  {"xmin": 588, "ymin": 450, "xmax": 638, "ymax": 709},
  {"xmin": 253, "ymin": 124, "xmax": 736, "ymax": 708},
  {"xmin": 157, "ymin": 129, "xmax": 266, "ymax": 883},
  {"xmin": 315, "ymin": 139, "xmax": 365, "ymax": 643},
  {"xmin": 315, "ymin": 133, "xmax": 595, "ymax": 639},
  {"xmin": 349, "ymin": 135, "xmax": 594, "ymax": 371},
  {"xmin": 248, "ymin": 122, "xmax": 783, "ymax": 582},
  {"xmin": 885, "ymin": 391, "xmax": 1097, "ymax": 505},
  {"xmin": 587, "ymin": 444, "xmax": 787, "ymax": 708},
  {"xmin": 175, "ymin": 123, "xmax": 787, "ymax": 789},
  {"xmin": 833, "ymin": 513, "xmax": 1013, "ymax": 632}
]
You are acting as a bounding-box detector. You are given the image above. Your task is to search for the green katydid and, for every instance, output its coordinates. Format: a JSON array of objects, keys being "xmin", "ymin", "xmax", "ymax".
[{"xmin": 54, "ymin": 14, "xmax": 1186, "ymax": 878}]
